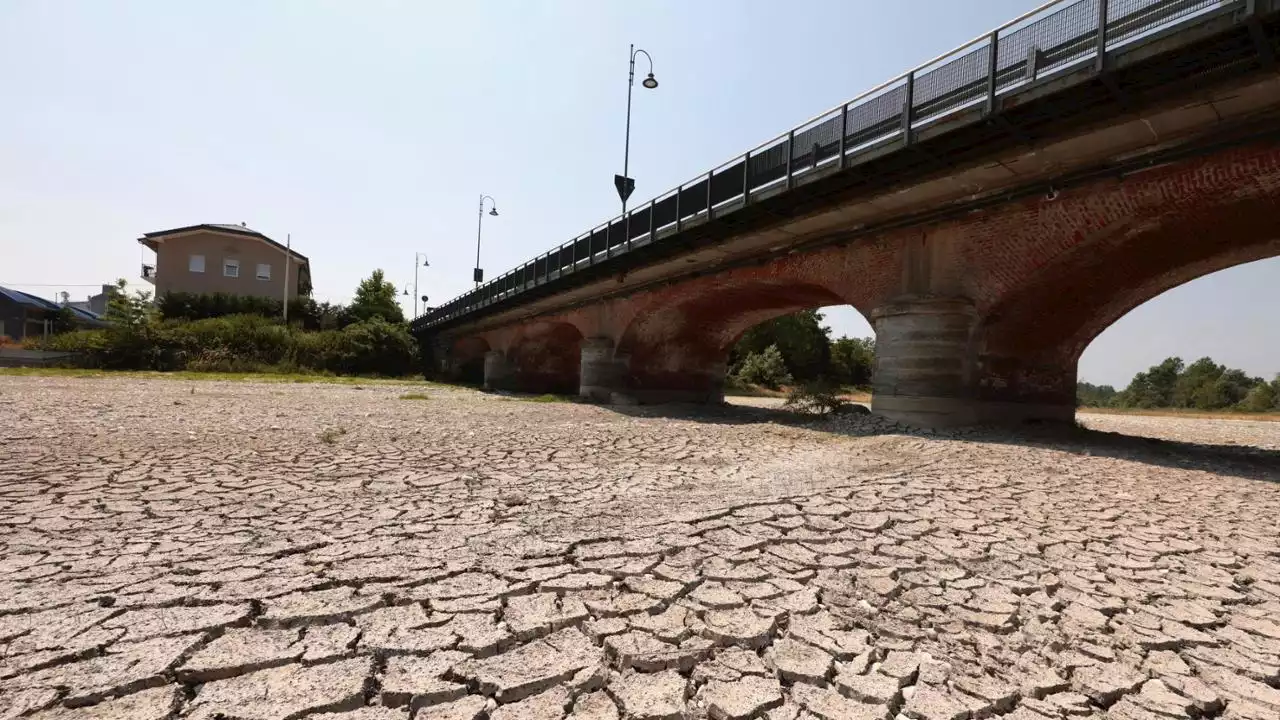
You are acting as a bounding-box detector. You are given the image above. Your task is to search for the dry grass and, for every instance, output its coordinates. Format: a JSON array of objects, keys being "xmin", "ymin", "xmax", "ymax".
[
  {"xmin": 0, "ymin": 367, "xmax": 439, "ymax": 387},
  {"xmin": 1078, "ymin": 407, "xmax": 1280, "ymax": 422}
]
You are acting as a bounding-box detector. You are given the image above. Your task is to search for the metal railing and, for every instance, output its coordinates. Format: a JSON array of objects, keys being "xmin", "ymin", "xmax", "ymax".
[{"xmin": 419, "ymin": 0, "xmax": 1237, "ymax": 330}]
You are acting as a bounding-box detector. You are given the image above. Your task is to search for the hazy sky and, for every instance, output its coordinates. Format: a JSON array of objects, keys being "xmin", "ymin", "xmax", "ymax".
[{"xmin": 2, "ymin": 0, "xmax": 1275, "ymax": 388}]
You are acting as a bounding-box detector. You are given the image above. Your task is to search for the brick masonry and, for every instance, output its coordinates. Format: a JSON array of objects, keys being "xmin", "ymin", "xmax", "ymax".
[{"xmin": 442, "ymin": 140, "xmax": 1280, "ymax": 420}]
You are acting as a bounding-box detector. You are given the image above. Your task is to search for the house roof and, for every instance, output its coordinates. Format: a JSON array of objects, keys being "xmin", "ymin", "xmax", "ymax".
[
  {"xmin": 137, "ymin": 224, "xmax": 310, "ymax": 264},
  {"xmin": 64, "ymin": 305, "xmax": 105, "ymax": 323},
  {"xmin": 0, "ymin": 285, "xmax": 63, "ymax": 312}
]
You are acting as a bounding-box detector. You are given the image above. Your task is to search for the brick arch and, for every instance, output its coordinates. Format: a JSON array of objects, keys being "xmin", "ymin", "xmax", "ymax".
[
  {"xmin": 449, "ymin": 336, "xmax": 490, "ymax": 385},
  {"xmin": 613, "ymin": 278, "xmax": 852, "ymax": 402},
  {"xmin": 506, "ymin": 321, "xmax": 584, "ymax": 395},
  {"xmin": 975, "ymin": 193, "xmax": 1280, "ymax": 407}
]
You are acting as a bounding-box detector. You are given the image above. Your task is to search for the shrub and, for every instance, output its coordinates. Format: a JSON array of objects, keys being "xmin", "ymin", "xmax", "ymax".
[
  {"xmin": 28, "ymin": 315, "xmax": 418, "ymax": 377},
  {"xmin": 734, "ymin": 345, "xmax": 792, "ymax": 389},
  {"xmin": 785, "ymin": 380, "xmax": 855, "ymax": 416}
]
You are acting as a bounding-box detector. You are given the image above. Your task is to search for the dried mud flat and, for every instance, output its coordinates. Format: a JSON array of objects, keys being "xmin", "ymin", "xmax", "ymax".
[{"xmin": 1, "ymin": 376, "xmax": 1278, "ymax": 720}]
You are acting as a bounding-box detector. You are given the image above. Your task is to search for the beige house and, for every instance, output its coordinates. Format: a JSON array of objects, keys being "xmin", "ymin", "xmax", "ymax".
[{"xmin": 139, "ymin": 224, "xmax": 310, "ymax": 301}]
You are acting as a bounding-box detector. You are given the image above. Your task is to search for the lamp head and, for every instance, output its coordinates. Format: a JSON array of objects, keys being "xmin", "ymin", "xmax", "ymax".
[
  {"xmin": 488, "ymin": 208, "xmax": 499, "ymax": 216},
  {"xmin": 642, "ymin": 73, "xmax": 658, "ymax": 89}
]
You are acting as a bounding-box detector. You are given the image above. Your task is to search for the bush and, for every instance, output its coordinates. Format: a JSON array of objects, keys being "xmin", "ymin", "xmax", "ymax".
[
  {"xmin": 29, "ymin": 315, "xmax": 418, "ymax": 377},
  {"xmin": 785, "ymin": 380, "xmax": 855, "ymax": 416},
  {"xmin": 734, "ymin": 345, "xmax": 792, "ymax": 389}
]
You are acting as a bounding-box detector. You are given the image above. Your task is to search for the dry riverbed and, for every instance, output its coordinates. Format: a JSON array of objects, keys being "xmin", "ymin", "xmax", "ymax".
[{"xmin": 1, "ymin": 376, "xmax": 1278, "ymax": 720}]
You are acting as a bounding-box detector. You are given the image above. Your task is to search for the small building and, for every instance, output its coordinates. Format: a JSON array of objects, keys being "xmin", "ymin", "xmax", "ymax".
[
  {"xmin": 0, "ymin": 286, "xmax": 105, "ymax": 342},
  {"xmin": 138, "ymin": 223, "xmax": 310, "ymax": 301},
  {"xmin": 66, "ymin": 284, "xmax": 113, "ymax": 317}
]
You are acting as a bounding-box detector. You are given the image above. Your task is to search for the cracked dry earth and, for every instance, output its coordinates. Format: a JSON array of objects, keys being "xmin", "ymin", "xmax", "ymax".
[{"xmin": 2, "ymin": 377, "xmax": 1280, "ymax": 720}]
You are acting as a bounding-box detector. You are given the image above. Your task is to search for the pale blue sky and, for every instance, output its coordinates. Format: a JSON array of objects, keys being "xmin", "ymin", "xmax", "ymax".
[{"xmin": 2, "ymin": 0, "xmax": 1275, "ymax": 387}]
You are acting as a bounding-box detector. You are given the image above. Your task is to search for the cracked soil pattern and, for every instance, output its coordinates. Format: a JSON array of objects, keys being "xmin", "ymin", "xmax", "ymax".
[{"xmin": 1, "ymin": 376, "xmax": 1279, "ymax": 720}]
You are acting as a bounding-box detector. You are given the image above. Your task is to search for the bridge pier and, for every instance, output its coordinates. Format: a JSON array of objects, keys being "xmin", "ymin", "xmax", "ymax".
[
  {"xmin": 629, "ymin": 361, "xmax": 727, "ymax": 405},
  {"xmin": 579, "ymin": 338, "xmax": 628, "ymax": 402},
  {"xmin": 483, "ymin": 350, "xmax": 516, "ymax": 391},
  {"xmin": 870, "ymin": 297, "xmax": 1075, "ymax": 426}
]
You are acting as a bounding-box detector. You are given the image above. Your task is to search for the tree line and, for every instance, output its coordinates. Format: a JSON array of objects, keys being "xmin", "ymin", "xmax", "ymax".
[
  {"xmin": 728, "ymin": 310, "xmax": 875, "ymax": 390},
  {"xmin": 1078, "ymin": 356, "xmax": 1280, "ymax": 412},
  {"xmin": 32, "ymin": 270, "xmax": 420, "ymax": 376}
]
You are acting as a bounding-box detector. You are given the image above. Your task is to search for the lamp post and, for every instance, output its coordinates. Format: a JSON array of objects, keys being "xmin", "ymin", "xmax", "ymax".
[
  {"xmin": 616, "ymin": 44, "xmax": 659, "ymax": 213},
  {"xmin": 413, "ymin": 252, "xmax": 429, "ymax": 318},
  {"xmin": 474, "ymin": 195, "xmax": 498, "ymax": 287}
]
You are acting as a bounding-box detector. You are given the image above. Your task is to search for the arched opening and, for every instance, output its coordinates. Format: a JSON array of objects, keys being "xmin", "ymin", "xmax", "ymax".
[
  {"xmin": 1077, "ymin": 257, "xmax": 1280, "ymax": 414},
  {"xmin": 507, "ymin": 322, "xmax": 584, "ymax": 395},
  {"xmin": 975, "ymin": 197, "xmax": 1280, "ymax": 418},
  {"xmin": 450, "ymin": 336, "xmax": 490, "ymax": 386},
  {"xmin": 615, "ymin": 280, "xmax": 874, "ymax": 403}
]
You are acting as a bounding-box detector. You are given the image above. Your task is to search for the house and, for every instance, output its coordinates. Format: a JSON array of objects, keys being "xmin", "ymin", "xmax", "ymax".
[
  {"xmin": 138, "ymin": 223, "xmax": 310, "ymax": 301},
  {"xmin": 0, "ymin": 286, "xmax": 105, "ymax": 342},
  {"xmin": 67, "ymin": 284, "xmax": 112, "ymax": 317}
]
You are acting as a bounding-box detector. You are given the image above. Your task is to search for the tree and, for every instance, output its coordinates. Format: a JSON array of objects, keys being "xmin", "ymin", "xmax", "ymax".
[
  {"xmin": 49, "ymin": 306, "xmax": 79, "ymax": 335},
  {"xmin": 1116, "ymin": 357, "xmax": 1183, "ymax": 408},
  {"xmin": 348, "ymin": 269, "xmax": 405, "ymax": 324},
  {"xmin": 730, "ymin": 310, "xmax": 831, "ymax": 382},
  {"xmin": 735, "ymin": 345, "xmax": 793, "ymax": 389},
  {"xmin": 103, "ymin": 278, "xmax": 153, "ymax": 328},
  {"xmin": 1239, "ymin": 381, "xmax": 1278, "ymax": 412},
  {"xmin": 829, "ymin": 336, "xmax": 875, "ymax": 387},
  {"xmin": 1076, "ymin": 381, "xmax": 1118, "ymax": 408}
]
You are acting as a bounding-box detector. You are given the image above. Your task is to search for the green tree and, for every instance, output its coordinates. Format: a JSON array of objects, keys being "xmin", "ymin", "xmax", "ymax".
[
  {"xmin": 103, "ymin": 278, "xmax": 154, "ymax": 328},
  {"xmin": 1076, "ymin": 381, "xmax": 1118, "ymax": 408},
  {"xmin": 49, "ymin": 306, "xmax": 79, "ymax": 335},
  {"xmin": 348, "ymin": 269, "xmax": 405, "ymax": 324},
  {"xmin": 1172, "ymin": 357, "xmax": 1224, "ymax": 408},
  {"xmin": 735, "ymin": 344, "xmax": 793, "ymax": 389},
  {"xmin": 1116, "ymin": 357, "xmax": 1183, "ymax": 408},
  {"xmin": 829, "ymin": 336, "xmax": 875, "ymax": 387},
  {"xmin": 1239, "ymin": 381, "xmax": 1278, "ymax": 412},
  {"xmin": 730, "ymin": 310, "xmax": 831, "ymax": 382}
]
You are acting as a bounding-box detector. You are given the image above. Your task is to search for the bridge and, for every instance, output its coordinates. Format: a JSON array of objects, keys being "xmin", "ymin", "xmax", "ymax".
[{"xmin": 412, "ymin": 0, "xmax": 1280, "ymax": 426}]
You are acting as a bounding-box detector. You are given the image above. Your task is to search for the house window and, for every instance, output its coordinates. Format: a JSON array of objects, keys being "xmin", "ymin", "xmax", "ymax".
[
  {"xmin": 189, "ymin": 254, "xmax": 205, "ymax": 273},
  {"xmin": 256, "ymin": 263, "xmax": 271, "ymax": 280},
  {"xmin": 223, "ymin": 259, "xmax": 240, "ymax": 278}
]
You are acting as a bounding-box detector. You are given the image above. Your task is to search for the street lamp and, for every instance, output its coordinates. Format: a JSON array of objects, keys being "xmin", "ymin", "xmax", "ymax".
[
  {"xmin": 412, "ymin": 252, "xmax": 429, "ymax": 317},
  {"xmin": 474, "ymin": 194, "xmax": 498, "ymax": 287},
  {"xmin": 616, "ymin": 44, "xmax": 659, "ymax": 213}
]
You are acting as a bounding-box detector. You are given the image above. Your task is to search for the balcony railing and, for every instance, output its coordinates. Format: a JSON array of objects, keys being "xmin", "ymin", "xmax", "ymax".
[
  {"xmin": 417, "ymin": 0, "xmax": 1244, "ymax": 331},
  {"xmin": 141, "ymin": 264, "xmax": 156, "ymax": 284}
]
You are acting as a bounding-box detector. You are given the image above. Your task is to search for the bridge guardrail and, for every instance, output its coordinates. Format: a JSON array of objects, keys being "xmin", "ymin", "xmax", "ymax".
[{"xmin": 417, "ymin": 0, "xmax": 1238, "ymax": 331}]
